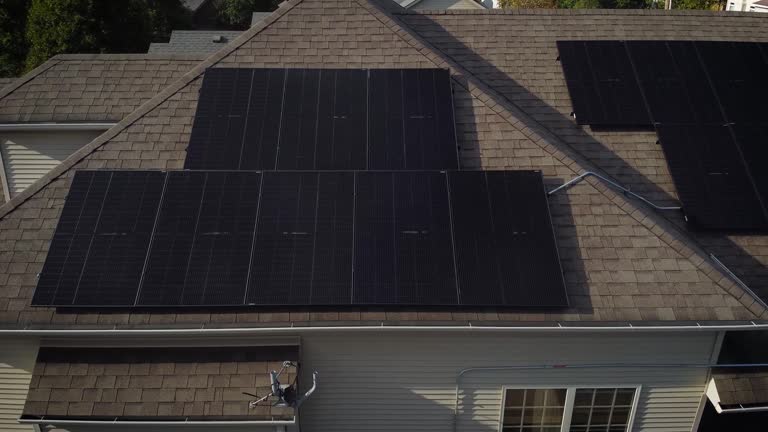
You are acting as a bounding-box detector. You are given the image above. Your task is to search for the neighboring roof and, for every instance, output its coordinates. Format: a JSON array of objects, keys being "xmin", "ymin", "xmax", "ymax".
[
  {"xmin": 0, "ymin": 54, "xmax": 204, "ymax": 123},
  {"xmin": 181, "ymin": 0, "xmax": 210, "ymax": 12},
  {"xmin": 0, "ymin": 77, "xmax": 15, "ymax": 90},
  {"xmin": 252, "ymin": 11, "xmax": 272, "ymax": 25},
  {"xmin": 754, "ymin": 0, "xmax": 768, "ymax": 6},
  {"xmin": 0, "ymin": 2, "xmax": 768, "ymax": 330},
  {"xmin": 394, "ymin": 0, "xmax": 485, "ymax": 8},
  {"xmin": 148, "ymin": 31, "xmax": 243, "ymax": 55},
  {"xmin": 710, "ymin": 369, "xmax": 768, "ymax": 408},
  {"xmin": 23, "ymin": 345, "xmax": 298, "ymax": 420}
]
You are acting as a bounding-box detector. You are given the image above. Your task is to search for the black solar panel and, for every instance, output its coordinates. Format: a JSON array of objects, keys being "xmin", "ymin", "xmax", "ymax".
[
  {"xmin": 185, "ymin": 68, "xmax": 457, "ymax": 170},
  {"xmin": 353, "ymin": 171, "xmax": 457, "ymax": 305},
  {"xmin": 657, "ymin": 125, "xmax": 768, "ymax": 230},
  {"xmin": 34, "ymin": 170, "xmax": 567, "ymax": 309},
  {"xmin": 240, "ymin": 69, "xmax": 285, "ymax": 170},
  {"xmin": 139, "ymin": 172, "xmax": 260, "ymax": 306},
  {"xmin": 696, "ymin": 41, "xmax": 768, "ymax": 125},
  {"xmin": 186, "ymin": 68, "xmax": 254, "ymax": 169},
  {"xmin": 557, "ymin": 41, "xmax": 649, "ymax": 126},
  {"xmin": 32, "ymin": 171, "xmax": 165, "ymax": 306},
  {"xmin": 449, "ymin": 171, "xmax": 567, "ymax": 307}
]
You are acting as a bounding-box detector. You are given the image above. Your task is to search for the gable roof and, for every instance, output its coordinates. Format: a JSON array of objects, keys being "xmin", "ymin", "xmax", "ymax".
[
  {"xmin": 0, "ymin": 54, "xmax": 205, "ymax": 123},
  {"xmin": 0, "ymin": 1, "xmax": 766, "ymax": 330}
]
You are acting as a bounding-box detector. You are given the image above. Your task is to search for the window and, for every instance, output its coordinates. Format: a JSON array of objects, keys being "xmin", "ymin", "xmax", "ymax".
[
  {"xmin": 500, "ymin": 387, "xmax": 639, "ymax": 432},
  {"xmin": 502, "ymin": 388, "xmax": 567, "ymax": 432}
]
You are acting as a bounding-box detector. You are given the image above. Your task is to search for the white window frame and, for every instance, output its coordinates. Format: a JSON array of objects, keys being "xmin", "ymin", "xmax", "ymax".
[{"xmin": 498, "ymin": 385, "xmax": 642, "ymax": 432}]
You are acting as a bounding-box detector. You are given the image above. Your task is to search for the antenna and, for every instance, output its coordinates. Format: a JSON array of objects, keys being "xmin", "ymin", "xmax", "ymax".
[{"xmin": 243, "ymin": 361, "xmax": 318, "ymax": 409}]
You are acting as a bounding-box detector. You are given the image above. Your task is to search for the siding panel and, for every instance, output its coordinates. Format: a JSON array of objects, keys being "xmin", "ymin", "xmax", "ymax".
[
  {"xmin": 299, "ymin": 332, "xmax": 716, "ymax": 432},
  {"xmin": 0, "ymin": 338, "xmax": 38, "ymax": 431},
  {"xmin": 1, "ymin": 130, "xmax": 104, "ymax": 198}
]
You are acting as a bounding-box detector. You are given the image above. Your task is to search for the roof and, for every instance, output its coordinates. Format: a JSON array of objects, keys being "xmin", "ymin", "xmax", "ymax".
[
  {"xmin": 1, "ymin": 2, "xmax": 768, "ymax": 330},
  {"xmin": 711, "ymin": 369, "xmax": 768, "ymax": 408},
  {"xmin": 181, "ymin": 0, "xmax": 209, "ymax": 12},
  {"xmin": 148, "ymin": 31, "xmax": 244, "ymax": 55},
  {"xmin": 252, "ymin": 11, "xmax": 272, "ymax": 25},
  {"xmin": 754, "ymin": 0, "xmax": 768, "ymax": 6},
  {"xmin": 23, "ymin": 345, "xmax": 298, "ymax": 420},
  {"xmin": 0, "ymin": 54, "xmax": 204, "ymax": 123},
  {"xmin": 0, "ymin": 77, "xmax": 15, "ymax": 90}
]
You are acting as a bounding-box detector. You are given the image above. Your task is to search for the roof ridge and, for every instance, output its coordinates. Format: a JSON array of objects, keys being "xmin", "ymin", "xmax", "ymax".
[
  {"xmin": 365, "ymin": 0, "xmax": 768, "ymax": 319},
  {"xmin": 0, "ymin": 0, "xmax": 304, "ymax": 219}
]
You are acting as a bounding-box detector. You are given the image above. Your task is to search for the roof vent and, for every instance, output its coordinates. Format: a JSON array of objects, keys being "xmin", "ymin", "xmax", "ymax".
[{"xmin": 212, "ymin": 35, "xmax": 225, "ymax": 43}]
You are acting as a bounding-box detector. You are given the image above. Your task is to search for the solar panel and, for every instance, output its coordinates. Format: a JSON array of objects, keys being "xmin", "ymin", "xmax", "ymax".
[
  {"xmin": 139, "ymin": 172, "xmax": 260, "ymax": 306},
  {"xmin": 353, "ymin": 171, "xmax": 458, "ymax": 305},
  {"xmin": 557, "ymin": 41, "xmax": 649, "ymax": 126},
  {"xmin": 449, "ymin": 171, "xmax": 567, "ymax": 307},
  {"xmin": 34, "ymin": 170, "xmax": 567, "ymax": 309},
  {"xmin": 247, "ymin": 172, "xmax": 318, "ymax": 305},
  {"xmin": 185, "ymin": 68, "xmax": 457, "ymax": 170},
  {"xmin": 32, "ymin": 171, "xmax": 165, "ymax": 306},
  {"xmin": 657, "ymin": 125, "xmax": 768, "ymax": 231},
  {"xmin": 696, "ymin": 41, "xmax": 768, "ymax": 125},
  {"xmin": 733, "ymin": 125, "xmax": 768, "ymax": 212},
  {"xmin": 240, "ymin": 69, "xmax": 286, "ymax": 170},
  {"xmin": 185, "ymin": 68, "xmax": 254, "ymax": 169}
]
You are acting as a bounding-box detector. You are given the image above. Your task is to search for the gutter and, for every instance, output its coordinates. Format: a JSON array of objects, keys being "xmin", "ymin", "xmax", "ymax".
[
  {"xmin": 3, "ymin": 322, "xmax": 768, "ymax": 337},
  {"xmin": 18, "ymin": 418, "xmax": 295, "ymax": 427},
  {"xmin": 0, "ymin": 122, "xmax": 116, "ymax": 131}
]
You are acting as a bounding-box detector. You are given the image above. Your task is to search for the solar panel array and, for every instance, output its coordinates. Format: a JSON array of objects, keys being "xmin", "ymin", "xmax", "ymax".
[
  {"xmin": 32, "ymin": 170, "xmax": 568, "ymax": 308},
  {"xmin": 185, "ymin": 68, "xmax": 459, "ymax": 170},
  {"xmin": 557, "ymin": 41, "xmax": 768, "ymax": 231}
]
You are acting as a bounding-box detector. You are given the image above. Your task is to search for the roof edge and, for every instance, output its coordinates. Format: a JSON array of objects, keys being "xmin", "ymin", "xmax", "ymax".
[
  {"xmin": 0, "ymin": 0, "xmax": 304, "ymax": 221},
  {"xmin": 52, "ymin": 53, "xmax": 209, "ymax": 61},
  {"xmin": 395, "ymin": 8, "xmax": 768, "ymax": 17},
  {"xmin": 0, "ymin": 58, "xmax": 61, "ymax": 103}
]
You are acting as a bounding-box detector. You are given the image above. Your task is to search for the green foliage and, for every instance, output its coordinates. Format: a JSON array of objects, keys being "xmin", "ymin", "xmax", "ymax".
[
  {"xmin": 22, "ymin": 0, "xmax": 189, "ymax": 72},
  {"xmin": 216, "ymin": 0, "xmax": 278, "ymax": 28},
  {"xmin": 672, "ymin": 0, "xmax": 724, "ymax": 9},
  {"xmin": 0, "ymin": 0, "xmax": 30, "ymax": 77}
]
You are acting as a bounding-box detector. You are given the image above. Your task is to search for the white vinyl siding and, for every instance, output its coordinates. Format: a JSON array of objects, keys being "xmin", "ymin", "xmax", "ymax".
[
  {"xmin": 0, "ymin": 338, "xmax": 39, "ymax": 431},
  {"xmin": 298, "ymin": 332, "xmax": 716, "ymax": 432},
  {"xmin": 0, "ymin": 130, "xmax": 104, "ymax": 199},
  {"xmin": 411, "ymin": 0, "xmax": 486, "ymax": 9}
]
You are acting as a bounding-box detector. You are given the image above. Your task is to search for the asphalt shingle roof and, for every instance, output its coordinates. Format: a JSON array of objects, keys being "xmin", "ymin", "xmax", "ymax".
[
  {"xmin": 0, "ymin": 1, "xmax": 767, "ymax": 329},
  {"xmin": 23, "ymin": 346, "xmax": 298, "ymax": 420},
  {"xmin": 0, "ymin": 54, "xmax": 205, "ymax": 123},
  {"xmin": 148, "ymin": 31, "xmax": 244, "ymax": 55}
]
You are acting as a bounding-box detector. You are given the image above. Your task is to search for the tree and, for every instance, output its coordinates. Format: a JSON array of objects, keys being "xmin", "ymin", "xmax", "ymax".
[
  {"xmin": 216, "ymin": 0, "xmax": 278, "ymax": 29},
  {"xmin": 0, "ymin": 0, "xmax": 30, "ymax": 77},
  {"xmin": 24, "ymin": 0, "xmax": 189, "ymax": 72},
  {"xmin": 672, "ymin": 0, "xmax": 724, "ymax": 9}
]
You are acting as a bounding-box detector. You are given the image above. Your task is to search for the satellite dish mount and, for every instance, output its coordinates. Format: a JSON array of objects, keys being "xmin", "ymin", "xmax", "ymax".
[{"xmin": 243, "ymin": 361, "xmax": 317, "ymax": 409}]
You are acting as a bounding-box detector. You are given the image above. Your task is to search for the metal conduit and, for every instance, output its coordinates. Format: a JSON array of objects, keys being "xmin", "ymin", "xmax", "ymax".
[
  {"xmin": 547, "ymin": 171, "xmax": 683, "ymax": 211},
  {"xmin": 452, "ymin": 362, "xmax": 768, "ymax": 432}
]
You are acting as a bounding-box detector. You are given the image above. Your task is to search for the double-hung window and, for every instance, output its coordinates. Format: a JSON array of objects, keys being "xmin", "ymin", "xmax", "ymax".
[{"xmin": 500, "ymin": 386, "xmax": 640, "ymax": 432}]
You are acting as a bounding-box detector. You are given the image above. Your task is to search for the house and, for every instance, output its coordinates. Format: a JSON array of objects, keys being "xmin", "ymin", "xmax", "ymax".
[
  {"xmin": 727, "ymin": 0, "xmax": 768, "ymax": 11},
  {"xmin": 395, "ymin": 0, "xmax": 490, "ymax": 9},
  {"xmin": 1, "ymin": 1, "xmax": 768, "ymax": 432}
]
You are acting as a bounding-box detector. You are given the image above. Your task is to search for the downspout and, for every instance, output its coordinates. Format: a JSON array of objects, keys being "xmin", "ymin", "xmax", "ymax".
[{"xmin": 452, "ymin": 362, "xmax": 768, "ymax": 432}]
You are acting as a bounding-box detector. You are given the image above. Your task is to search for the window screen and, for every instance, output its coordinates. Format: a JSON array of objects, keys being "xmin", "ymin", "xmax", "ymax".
[
  {"xmin": 503, "ymin": 388, "xmax": 567, "ymax": 432},
  {"xmin": 569, "ymin": 388, "xmax": 636, "ymax": 432}
]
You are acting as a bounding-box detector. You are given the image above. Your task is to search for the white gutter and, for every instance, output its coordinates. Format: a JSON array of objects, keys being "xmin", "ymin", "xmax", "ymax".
[
  {"xmin": 2, "ymin": 322, "xmax": 768, "ymax": 337},
  {"xmin": 0, "ymin": 123, "xmax": 116, "ymax": 131},
  {"xmin": 18, "ymin": 418, "xmax": 295, "ymax": 426}
]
